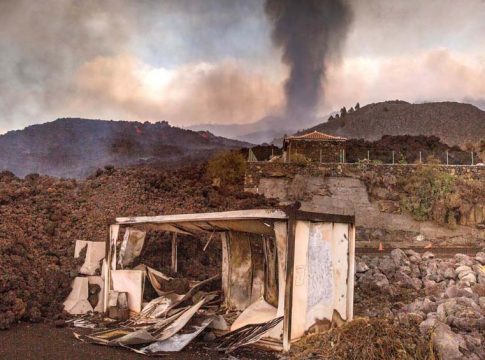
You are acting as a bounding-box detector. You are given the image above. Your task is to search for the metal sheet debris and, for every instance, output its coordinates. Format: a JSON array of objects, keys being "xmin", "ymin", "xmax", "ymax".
[
  {"xmin": 63, "ymin": 277, "xmax": 93, "ymax": 315},
  {"xmin": 74, "ymin": 240, "xmax": 106, "ymax": 275},
  {"xmin": 75, "ymin": 295, "xmax": 215, "ymax": 353},
  {"xmin": 214, "ymin": 316, "xmax": 284, "ymax": 353},
  {"xmin": 230, "ymin": 299, "xmax": 277, "ymax": 331},
  {"xmin": 111, "ymin": 270, "xmax": 145, "ymax": 313},
  {"xmin": 118, "ymin": 228, "xmax": 146, "ymax": 268},
  {"xmin": 131, "ymin": 316, "xmax": 215, "ymax": 354}
]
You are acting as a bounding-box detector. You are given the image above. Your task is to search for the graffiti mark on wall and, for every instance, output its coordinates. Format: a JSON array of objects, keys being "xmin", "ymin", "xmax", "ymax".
[{"xmin": 307, "ymin": 224, "xmax": 333, "ymax": 308}]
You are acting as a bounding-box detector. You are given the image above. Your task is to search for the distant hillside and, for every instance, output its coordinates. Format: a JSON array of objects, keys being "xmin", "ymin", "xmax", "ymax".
[
  {"xmin": 302, "ymin": 101, "xmax": 485, "ymax": 146},
  {"xmin": 0, "ymin": 118, "xmax": 250, "ymax": 178},
  {"xmin": 188, "ymin": 115, "xmax": 325, "ymax": 144}
]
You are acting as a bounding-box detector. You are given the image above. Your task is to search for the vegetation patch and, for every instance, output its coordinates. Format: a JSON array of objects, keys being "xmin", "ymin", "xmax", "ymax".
[
  {"xmin": 207, "ymin": 151, "xmax": 247, "ymax": 187},
  {"xmin": 399, "ymin": 164, "xmax": 456, "ymax": 222}
]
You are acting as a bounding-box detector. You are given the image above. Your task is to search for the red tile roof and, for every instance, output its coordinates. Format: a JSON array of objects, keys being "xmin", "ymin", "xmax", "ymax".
[{"xmin": 286, "ymin": 131, "xmax": 347, "ymax": 141}]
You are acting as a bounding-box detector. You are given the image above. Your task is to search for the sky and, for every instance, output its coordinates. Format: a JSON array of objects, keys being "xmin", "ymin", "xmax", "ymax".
[{"xmin": 1, "ymin": 0, "xmax": 485, "ymax": 134}]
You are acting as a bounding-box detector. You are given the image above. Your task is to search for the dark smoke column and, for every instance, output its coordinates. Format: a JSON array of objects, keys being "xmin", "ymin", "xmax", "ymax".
[{"xmin": 265, "ymin": 0, "xmax": 352, "ymax": 122}]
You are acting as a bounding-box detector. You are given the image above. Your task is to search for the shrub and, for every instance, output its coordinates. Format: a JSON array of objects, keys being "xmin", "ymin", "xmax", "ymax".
[
  {"xmin": 356, "ymin": 158, "xmax": 371, "ymax": 170},
  {"xmin": 291, "ymin": 153, "xmax": 311, "ymax": 166},
  {"xmin": 400, "ymin": 165, "xmax": 456, "ymax": 222},
  {"xmin": 425, "ymin": 154, "xmax": 441, "ymax": 165},
  {"xmin": 207, "ymin": 151, "xmax": 246, "ymax": 186}
]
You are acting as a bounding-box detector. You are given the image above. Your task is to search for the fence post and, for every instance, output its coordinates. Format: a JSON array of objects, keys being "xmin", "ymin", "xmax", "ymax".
[
  {"xmin": 419, "ymin": 151, "xmax": 422, "ymax": 164},
  {"xmin": 367, "ymin": 150, "xmax": 370, "ymax": 161},
  {"xmin": 446, "ymin": 150, "xmax": 449, "ymax": 165},
  {"xmin": 392, "ymin": 151, "xmax": 395, "ymax": 165},
  {"xmin": 248, "ymin": 149, "xmax": 258, "ymax": 162},
  {"xmin": 343, "ymin": 149, "xmax": 346, "ymax": 164},
  {"xmin": 471, "ymin": 152, "xmax": 474, "ymax": 165}
]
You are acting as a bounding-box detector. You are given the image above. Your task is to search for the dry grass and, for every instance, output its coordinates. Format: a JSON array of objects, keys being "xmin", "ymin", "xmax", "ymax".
[{"xmin": 290, "ymin": 317, "xmax": 435, "ymax": 360}]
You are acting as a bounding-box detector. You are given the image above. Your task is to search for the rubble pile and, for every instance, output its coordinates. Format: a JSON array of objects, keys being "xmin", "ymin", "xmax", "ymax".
[
  {"xmin": 0, "ymin": 165, "xmax": 275, "ymax": 329},
  {"xmin": 354, "ymin": 249, "xmax": 485, "ymax": 360},
  {"xmin": 290, "ymin": 317, "xmax": 432, "ymax": 360}
]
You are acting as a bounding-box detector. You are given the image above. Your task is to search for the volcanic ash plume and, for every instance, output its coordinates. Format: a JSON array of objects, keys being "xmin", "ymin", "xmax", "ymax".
[{"xmin": 265, "ymin": 0, "xmax": 353, "ymax": 122}]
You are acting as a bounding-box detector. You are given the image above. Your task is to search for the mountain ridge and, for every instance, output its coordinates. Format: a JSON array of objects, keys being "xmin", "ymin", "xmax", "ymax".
[
  {"xmin": 301, "ymin": 101, "xmax": 485, "ymax": 146},
  {"xmin": 0, "ymin": 118, "xmax": 251, "ymax": 178}
]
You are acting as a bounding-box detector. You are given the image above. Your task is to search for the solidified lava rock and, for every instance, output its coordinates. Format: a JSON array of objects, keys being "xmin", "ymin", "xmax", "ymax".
[{"xmin": 0, "ymin": 164, "xmax": 276, "ymax": 329}]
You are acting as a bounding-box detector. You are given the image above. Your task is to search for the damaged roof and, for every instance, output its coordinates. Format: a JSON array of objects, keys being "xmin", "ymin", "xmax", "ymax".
[
  {"xmin": 116, "ymin": 209, "xmax": 288, "ymax": 224},
  {"xmin": 115, "ymin": 209, "xmax": 288, "ymax": 235},
  {"xmin": 114, "ymin": 209, "xmax": 354, "ymax": 236}
]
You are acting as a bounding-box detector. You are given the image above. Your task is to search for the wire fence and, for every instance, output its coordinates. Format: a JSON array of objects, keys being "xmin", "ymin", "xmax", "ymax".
[{"xmin": 247, "ymin": 148, "xmax": 483, "ymax": 166}]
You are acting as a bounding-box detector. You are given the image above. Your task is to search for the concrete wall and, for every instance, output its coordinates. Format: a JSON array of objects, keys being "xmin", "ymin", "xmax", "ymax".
[{"xmin": 245, "ymin": 163, "xmax": 485, "ymax": 247}]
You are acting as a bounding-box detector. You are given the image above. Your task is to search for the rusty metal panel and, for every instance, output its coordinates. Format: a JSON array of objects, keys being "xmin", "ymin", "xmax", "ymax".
[
  {"xmin": 263, "ymin": 236, "xmax": 278, "ymax": 308},
  {"xmin": 223, "ymin": 231, "xmax": 253, "ymax": 310}
]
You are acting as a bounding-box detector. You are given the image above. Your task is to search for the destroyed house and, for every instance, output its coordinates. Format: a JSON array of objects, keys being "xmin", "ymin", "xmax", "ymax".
[
  {"xmin": 66, "ymin": 209, "xmax": 355, "ymax": 354},
  {"xmin": 283, "ymin": 131, "xmax": 347, "ymax": 163}
]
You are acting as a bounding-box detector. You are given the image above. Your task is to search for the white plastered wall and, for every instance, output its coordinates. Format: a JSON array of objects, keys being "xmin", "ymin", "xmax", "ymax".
[{"xmin": 291, "ymin": 221, "xmax": 350, "ymax": 340}]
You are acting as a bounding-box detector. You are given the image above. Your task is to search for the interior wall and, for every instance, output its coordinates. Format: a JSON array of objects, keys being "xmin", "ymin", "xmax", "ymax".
[
  {"xmin": 263, "ymin": 236, "xmax": 278, "ymax": 307},
  {"xmin": 222, "ymin": 231, "xmax": 253, "ymax": 310}
]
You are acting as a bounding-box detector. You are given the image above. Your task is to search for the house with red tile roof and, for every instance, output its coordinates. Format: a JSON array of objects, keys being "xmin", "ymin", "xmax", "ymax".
[{"xmin": 283, "ymin": 131, "xmax": 347, "ymax": 163}]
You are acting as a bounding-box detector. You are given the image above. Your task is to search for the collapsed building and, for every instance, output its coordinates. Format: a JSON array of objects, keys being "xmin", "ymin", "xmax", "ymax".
[{"xmin": 63, "ymin": 208, "xmax": 355, "ymax": 354}]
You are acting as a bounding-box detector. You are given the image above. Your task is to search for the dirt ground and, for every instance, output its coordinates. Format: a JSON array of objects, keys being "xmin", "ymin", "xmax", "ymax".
[{"xmin": 0, "ymin": 322, "xmax": 278, "ymax": 360}]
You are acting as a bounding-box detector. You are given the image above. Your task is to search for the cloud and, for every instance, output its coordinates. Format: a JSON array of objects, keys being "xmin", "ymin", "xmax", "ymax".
[
  {"xmin": 0, "ymin": 0, "xmax": 135, "ymax": 132},
  {"xmin": 66, "ymin": 55, "xmax": 283, "ymax": 125},
  {"xmin": 0, "ymin": 0, "xmax": 275, "ymax": 133},
  {"xmin": 322, "ymin": 48, "xmax": 485, "ymax": 112},
  {"xmin": 346, "ymin": 0, "xmax": 485, "ymax": 57},
  {"xmin": 2, "ymin": 0, "xmax": 485, "ymax": 134}
]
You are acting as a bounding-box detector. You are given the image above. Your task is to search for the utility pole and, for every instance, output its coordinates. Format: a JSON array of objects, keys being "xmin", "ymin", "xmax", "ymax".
[{"xmin": 446, "ymin": 150, "xmax": 449, "ymax": 165}]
